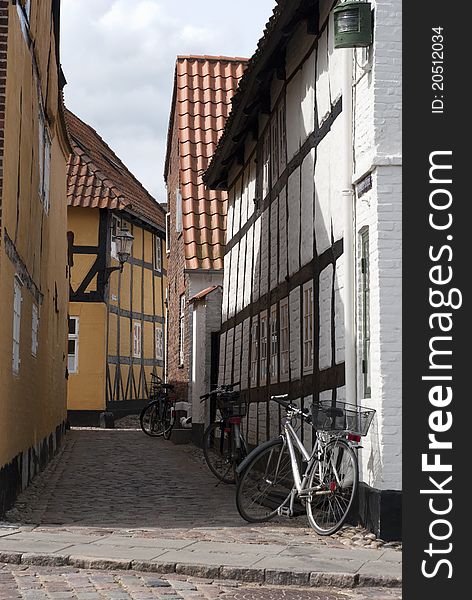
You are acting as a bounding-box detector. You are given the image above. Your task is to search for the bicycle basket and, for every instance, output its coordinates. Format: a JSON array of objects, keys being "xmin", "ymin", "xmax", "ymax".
[
  {"xmin": 217, "ymin": 391, "xmax": 247, "ymax": 418},
  {"xmin": 311, "ymin": 400, "xmax": 375, "ymax": 436}
]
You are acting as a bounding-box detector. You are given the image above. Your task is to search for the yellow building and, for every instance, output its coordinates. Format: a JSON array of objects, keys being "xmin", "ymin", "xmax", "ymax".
[
  {"xmin": 0, "ymin": 1, "xmax": 71, "ymax": 515},
  {"xmin": 66, "ymin": 110, "xmax": 167, "ymax": 426}
]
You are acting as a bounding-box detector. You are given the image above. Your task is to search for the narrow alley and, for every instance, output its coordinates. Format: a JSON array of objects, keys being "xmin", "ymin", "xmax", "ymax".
[{"xmin": 1, "ymin": 427, "xmax": 401, "ymax": 596}]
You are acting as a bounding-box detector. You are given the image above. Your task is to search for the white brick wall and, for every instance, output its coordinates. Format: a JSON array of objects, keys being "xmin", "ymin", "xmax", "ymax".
[
  {"xmin": 224, "ymin": 328, "xmax": 234, "ymax": 385},
  {"xmin": 244, "ymin": 228, "xmax": 253, "ymax": 309},
  {"xmin": 278, "ymin": 187, "xmax": 288, "ymax": 284},
  {"xmin": 260, "ymin": 209, "xmax": 269, "ymax": 296},
  {"xmin": 270, "ymin": 198, "xmax": 279, "ymax": 291},
  {"xmin": 300, "ymin": 150, "xmax": 314, "ymax": 267},
  {"xmin": 287, "ymin": 169, "xmax": 301, "ymax": 277},
  {"xmin": 352, "ymin": 0, "xmax": 402, "ymax": 491},
  {"xmin": 314, "ymin": 134, "xmax": 331, "ymax": 255},
  {"xmin": 233, "ymin": 322, "xmax": 242, "ymax": 386}
]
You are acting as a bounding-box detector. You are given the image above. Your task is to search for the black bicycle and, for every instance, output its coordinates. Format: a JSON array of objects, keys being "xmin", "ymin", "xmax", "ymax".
[
  {"xmin": 200, "ymin": 382, "xmax": 247, "ymax": 484},
  {"xmin": 140, "ymin": 374, "xmax": 176, "ymax": 439}
]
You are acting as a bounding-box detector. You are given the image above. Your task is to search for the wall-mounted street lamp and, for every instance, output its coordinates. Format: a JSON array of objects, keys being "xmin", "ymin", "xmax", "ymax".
[
  {"xmin": 104, "ymin": 227, "xmax": 134, "ymax": 283},
  {"xmin": 333, "ymin": 1, "xmax": 373, "ymax": 48}
]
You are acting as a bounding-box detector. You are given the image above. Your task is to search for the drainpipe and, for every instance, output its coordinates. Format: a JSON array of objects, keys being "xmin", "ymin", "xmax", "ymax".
[{"xmin": 341, "ymin": 48, "xmax": 356, "ymax": 405}]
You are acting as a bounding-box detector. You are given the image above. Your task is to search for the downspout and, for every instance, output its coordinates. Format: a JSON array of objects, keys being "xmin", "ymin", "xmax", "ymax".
[{"xmin": 341, "ymin": 48, "xmax": 356, "ymax": 405}]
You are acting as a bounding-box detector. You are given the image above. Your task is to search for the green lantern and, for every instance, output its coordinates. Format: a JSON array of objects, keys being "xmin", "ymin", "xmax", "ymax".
[{"xmin": 333, "ymin": 1, "xmax": 373, "ymax": 48}]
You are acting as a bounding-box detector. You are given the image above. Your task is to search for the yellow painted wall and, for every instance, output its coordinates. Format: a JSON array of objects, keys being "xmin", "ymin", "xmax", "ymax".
[
  {"xmin": 67, "ymin": 302, "xmax": 107, "ymax": 411},
  {"xmin": 0, "ymin": 1, "xmax": 69, "ymax": 468}
]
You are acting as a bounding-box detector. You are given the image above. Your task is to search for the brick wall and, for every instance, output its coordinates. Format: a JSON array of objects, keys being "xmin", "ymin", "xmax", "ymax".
[
  {"xmin": 354, "ymin": 0, "xmax": 402, "ymax": 491},
  {"xmin": 166, "ymin": 113, "xmax": 190, "ymax": 401}
]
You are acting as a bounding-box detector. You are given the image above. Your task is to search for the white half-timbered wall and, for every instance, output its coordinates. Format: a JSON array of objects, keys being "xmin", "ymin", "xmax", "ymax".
[{"xmin": 218, "ymin": 0, "xmax": 402, "ymax": 492}]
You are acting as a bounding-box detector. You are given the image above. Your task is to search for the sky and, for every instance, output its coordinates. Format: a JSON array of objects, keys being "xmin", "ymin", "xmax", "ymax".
[{"xmin": 60, "ymin": 0, "xmax": 276, "ymax": 205}]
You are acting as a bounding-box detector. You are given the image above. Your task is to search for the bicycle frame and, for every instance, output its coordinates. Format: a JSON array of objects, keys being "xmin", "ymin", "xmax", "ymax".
[{"xmin": 277, "ymin": 412, "xmax": 349, "ymax": 517}]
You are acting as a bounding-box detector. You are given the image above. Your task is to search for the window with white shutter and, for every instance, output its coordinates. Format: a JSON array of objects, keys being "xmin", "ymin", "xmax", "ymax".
[
  {"xmin": 270, "ymin": 304, "xmax": 278, "ymax": 383},
  {"xmin": 133, "ymin": 322, "xmax": 142, "ymax": 358},
  {"xmin": 154, "ymin": 236, "xmax": 162, "ymax": 272},
  {"xmin": 155, "ymin": 324, "xmax": 164, "ymax": 361},
  {"xmin": 260, "ymin": 311, "xmax": 268, "ymax": 386},
  {"xmin": 303, "ymin": 281, "xmax": 314, "ymax": 373},
  {"xmin": 280, "ymin": 298, "xmax": 289, "ymax": 381},
  {"xmin": 178, "ymin": 294, "xmax": 185, "ymax": 366},
  {"xmin": 38, "ymin": 110, "xmax": 51, "ymax": 213},
  {"xmin": 68, "ymin": 317, "xmax": 79, "ymax": 374},
  {"xmin": 250, "ymin": 316, "xmax": 259, "ymax": 388},
  {"xmin": 12, "ymin": 279, "xmax": 23, "ymax": 375},
  {"xmin": 176, "ymin": 189, "xmax": 183, "ymax": 233},
  {"xmin": 165, "ymin": 213, "xmax": 171, "ymax": 254},
  {"xmin": 32, "ymin": 304, "xmax": 39, "ymax": 357}
]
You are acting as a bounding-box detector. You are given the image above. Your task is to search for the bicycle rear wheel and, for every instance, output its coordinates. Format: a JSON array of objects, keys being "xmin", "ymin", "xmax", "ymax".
[
  {"xmin": 306, "ymin": 438, "xmax": 358, "ymax": 535},
  {"xmin": 236, "ymin": 438, "xmax": 295, "ymax": 523},
  {"xmin": 203, "ymin": 422, "xmax": 235, "ymax": 484}
]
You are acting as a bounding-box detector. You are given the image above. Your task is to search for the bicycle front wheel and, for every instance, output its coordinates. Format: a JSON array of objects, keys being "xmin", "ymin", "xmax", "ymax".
[
  {"xmin": 306, "ymin": 438, "xmax": 358, "ymax": 535},
  {"xmin": 140, "ymin": 400, "xmax": 169, "ymax": 437},
  {"xmin": 236, "ymin": 438, "xmax": 294, "ymax": 523},
  {"xmin": 203, "ymin": 422, "xmax": 235, "ymax": 484}
]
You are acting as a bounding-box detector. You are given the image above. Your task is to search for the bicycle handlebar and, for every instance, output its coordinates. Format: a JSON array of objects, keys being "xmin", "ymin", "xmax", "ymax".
[
  {"xmin": 271, "ymin": 394, "xmax": 312, "ymax": 422},
  {"xmin": 200, "ymin": 382, "xmax": 240, "ymax": 402}
]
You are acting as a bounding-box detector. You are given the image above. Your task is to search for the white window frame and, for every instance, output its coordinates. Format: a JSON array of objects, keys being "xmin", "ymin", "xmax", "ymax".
[
  {"xmin": 68, "ymin": 316, "xmax": 79, "ymax": 374},
  {"xmin": 38, "ymin": 110, "xmax": 51, "ymax": 213},
  {"xmin": 303, "ymin": 281, "xmax": 314, "ymax": 373},
  {"xmin": 360, "ymin": 229, "xmax": 371, "ymax": 398},
  {"xmin": 155, "ymin": 324, "xmax": 164, "ymax": 361},
  {"xmin": 178, "ymin": 294, "xmax": 185, "ymax": 366},
  {"xmin": 262, "ymin": 131, "xmax": 271, "ymax": 199},
  {"xmin": 259, "ymin": 311, "xmax": 268, "ymax": 386},
  {"xmin": 154, "ymin": 236, "xmax": 162, "ymax": 272},
  {"xmin": 176, "ymin": 188, "xmax": 183, "ymax": 233},
  {"xmin": 280, "ymin": 298, "xmax": 289, "ymax": 381},
  {"xmin": 250, "ymin": 316, "xmax": 259, "ymax": 388},
  {"xmin": 133, "ymin": 321, "xmax": 142, "ymax": 359},
  {"xmin": 31, "ymin": 304, "xmax": 39, "ymax": 357},
  {"xmin": 12, "ymin": 278, "xmax": 23, "ymax": 376},
  {"xmin": 270, "ymin": 304, "xmax": 278, "ymax": 383},
  {"xmin": 165, "ymin": 213, "xmax": 171, "ymax": 255}
]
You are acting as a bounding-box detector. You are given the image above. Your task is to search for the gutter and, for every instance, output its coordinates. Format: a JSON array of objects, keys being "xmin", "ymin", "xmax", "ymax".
[{"xmin": 341, "ymin": 48, "xmax": 356, "ymax": 405}]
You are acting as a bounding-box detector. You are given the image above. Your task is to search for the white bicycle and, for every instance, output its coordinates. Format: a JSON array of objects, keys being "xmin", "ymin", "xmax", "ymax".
[{"xmin": 235, "ymin": 395, "xmax": 375, "ymax": 535}]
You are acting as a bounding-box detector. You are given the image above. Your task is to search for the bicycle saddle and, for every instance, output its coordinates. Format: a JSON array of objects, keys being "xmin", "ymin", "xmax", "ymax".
[{"xmin": 160, "ymin": 383, "xmax": 175, "ymax": 391}]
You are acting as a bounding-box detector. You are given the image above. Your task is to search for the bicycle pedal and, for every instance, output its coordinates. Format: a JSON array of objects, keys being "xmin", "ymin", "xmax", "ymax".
[{"xmin": 277, "ymin": 506, "xmax": 293, "ymax": 517}]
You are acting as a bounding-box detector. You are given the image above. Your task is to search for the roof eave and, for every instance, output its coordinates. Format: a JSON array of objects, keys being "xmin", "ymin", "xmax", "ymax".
[{"xmin": 204, "ymin": 0, "xmax": 319, "ymax": 190}]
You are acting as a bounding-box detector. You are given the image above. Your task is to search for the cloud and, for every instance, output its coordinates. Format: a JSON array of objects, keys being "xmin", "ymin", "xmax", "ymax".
[{"xmin": 61, "ymin": 0, "xmax": 275, "ymax": 203}]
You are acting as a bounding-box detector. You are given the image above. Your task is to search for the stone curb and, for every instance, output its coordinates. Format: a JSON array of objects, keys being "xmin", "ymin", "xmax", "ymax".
[{"xmin": 0, "ymin": 552, "xmax": 402, "ymax": 588}]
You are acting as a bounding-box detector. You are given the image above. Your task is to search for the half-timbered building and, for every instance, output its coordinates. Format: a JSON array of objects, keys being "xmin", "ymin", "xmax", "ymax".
[
  {"xmin": 205, "ymin": 0, "xmax": 402, "ymax": 539},
  {"xmin": 0, "ymin": 0, "xmax": 71, "ymax": 516},
  {"xmin": 164, "ymin": 55, "xmax": 246, "ymax": 441},
  {"xmin": 66, "ymin": 110, "xmax": 167, "ymax": 426}
]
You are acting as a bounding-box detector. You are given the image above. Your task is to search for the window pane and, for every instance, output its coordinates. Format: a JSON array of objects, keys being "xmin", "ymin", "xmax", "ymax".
[{"xmin": 68, "ymin": 317, "xmax": 76, "ymax": 335}]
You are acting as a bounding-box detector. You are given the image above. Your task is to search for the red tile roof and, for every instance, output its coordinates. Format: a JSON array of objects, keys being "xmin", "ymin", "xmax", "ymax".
[
  {"xmin": 66, "ymin": 109, "xmax": 165, "ymax": 229},
  {"xmin": 165, "ymin": 56, "xmax": 247, "ymax": 270}
]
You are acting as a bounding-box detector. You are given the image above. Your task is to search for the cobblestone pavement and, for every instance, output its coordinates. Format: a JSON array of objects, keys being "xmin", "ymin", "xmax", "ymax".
[
  {"xmin": 1, "ymin": 430, "xmax": 401, "ymax": 588},
  {"xmin": 0, "ymin": 564, "xmax": 402, "ymax": 599}
]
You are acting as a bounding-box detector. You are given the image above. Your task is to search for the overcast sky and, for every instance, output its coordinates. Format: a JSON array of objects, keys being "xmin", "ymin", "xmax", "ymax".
[{"xmin": 60, "ymin": 0, "xmax": 275, "ymax": 204}]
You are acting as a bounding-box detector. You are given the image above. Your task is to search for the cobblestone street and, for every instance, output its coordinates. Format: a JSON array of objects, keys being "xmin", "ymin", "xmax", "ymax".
[{"xmin": 1, "ymin": 430, "xmax": 401, "ymax": 596}]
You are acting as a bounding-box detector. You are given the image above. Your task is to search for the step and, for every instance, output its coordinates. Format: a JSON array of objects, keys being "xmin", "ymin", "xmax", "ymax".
[{"xmin": 170, "ymin": 428, "xmax": 192, "ymax": 445}]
